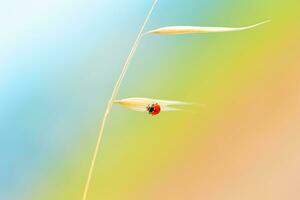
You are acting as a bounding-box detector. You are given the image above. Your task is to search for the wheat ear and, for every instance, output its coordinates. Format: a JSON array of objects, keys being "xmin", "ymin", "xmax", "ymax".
[{"xmin": 81, "ymin": 1, "xmax": 158, "ymax": 200}]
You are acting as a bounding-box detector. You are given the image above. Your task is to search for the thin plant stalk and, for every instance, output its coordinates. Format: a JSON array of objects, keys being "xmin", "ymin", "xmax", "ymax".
[{"xmin": 81, "ymin": 1, "xmax": 159, "ymax": 200}]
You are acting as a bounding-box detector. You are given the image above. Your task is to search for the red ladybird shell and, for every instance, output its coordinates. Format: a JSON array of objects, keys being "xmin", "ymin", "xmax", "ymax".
[{"xmin": 151, "ymin": 103, "xmax": 161, "ymax": 115}]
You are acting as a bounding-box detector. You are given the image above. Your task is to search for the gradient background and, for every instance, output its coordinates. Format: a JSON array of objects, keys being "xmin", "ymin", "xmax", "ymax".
[{"xmin": 1, "ymin": 0, "xmax": 300, "ymax": 200}]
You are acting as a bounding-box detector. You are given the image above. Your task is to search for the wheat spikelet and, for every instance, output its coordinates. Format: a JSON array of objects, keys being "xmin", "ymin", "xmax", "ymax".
[
  {"xmin": 113, "ymin": 97, "xmax": 191, "ymax": 112},
  {"xmin": 146, "ymin": 20, "xmax": 270, "ymax": 35}
]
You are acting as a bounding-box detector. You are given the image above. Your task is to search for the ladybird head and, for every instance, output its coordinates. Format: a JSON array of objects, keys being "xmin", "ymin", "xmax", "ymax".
[{"xmin": 147, "ymin": 104, "xmax": 154, "ymax": 113}]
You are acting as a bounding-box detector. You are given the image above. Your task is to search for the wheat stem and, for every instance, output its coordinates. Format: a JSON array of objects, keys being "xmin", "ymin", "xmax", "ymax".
[{"xmin": 81, "ymin": 1, "xmax": 158, "ymax": 200}]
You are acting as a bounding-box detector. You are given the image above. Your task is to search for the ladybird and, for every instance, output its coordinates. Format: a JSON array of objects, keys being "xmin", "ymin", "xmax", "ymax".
[{"xmin": 147, "ymin": 103, "xmax": 161, "ymax": 116}]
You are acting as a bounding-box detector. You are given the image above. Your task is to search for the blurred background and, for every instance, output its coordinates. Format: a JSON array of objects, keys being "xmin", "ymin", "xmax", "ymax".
[{"xmin": 1, "ymin": 0, "xmax": 299, "ymax": 199}]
